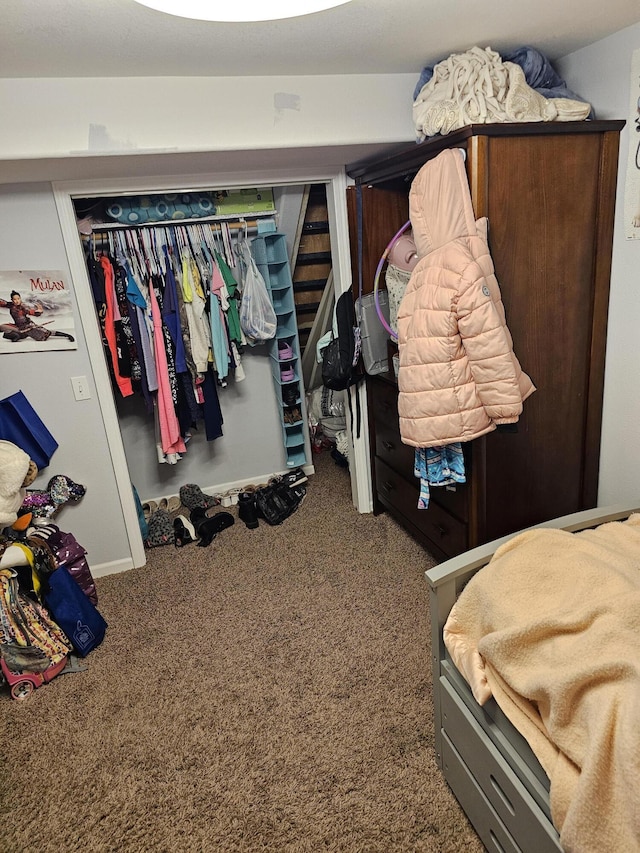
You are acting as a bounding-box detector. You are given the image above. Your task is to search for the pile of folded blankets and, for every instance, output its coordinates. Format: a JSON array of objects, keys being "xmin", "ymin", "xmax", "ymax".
[{"xmin": 412, "ymin": 44, "xmax": 593, "ymax": 142}]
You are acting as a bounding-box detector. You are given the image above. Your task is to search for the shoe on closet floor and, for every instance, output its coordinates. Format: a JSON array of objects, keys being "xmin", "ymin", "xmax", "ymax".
[
  {"xmin": 159, "ymin": 495, "xmax": 181, "ymax": 513},
  {"xmin": 173, "ymin": 514, "xmax": 196, "ymax": 547},
  {"xmin": 142, "ymin": 499, "xmax": 158, "ymax": 520},
  {"xmin": 238, "ymin": 492, "xmax": 259, "ymax": 529},
  {"xmin": 145, "ymin": 509, "xmax": 175, "ymax": 548},
  {"xmin": 190, "ymin": 507, "xmax": 235, "ymax": 546},
  {"xmin": 179, "ymin": 483, "xmax": 220, "ymax": 512},
  {"xmin": 281, "ymin": 467, "xmax": 308, "ymax": 489}
]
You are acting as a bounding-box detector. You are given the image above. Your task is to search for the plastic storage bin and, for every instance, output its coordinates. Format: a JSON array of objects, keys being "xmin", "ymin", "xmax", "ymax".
[{"xmin": 356, "ymin": 291, "xmax": 391, "ymax": 375}]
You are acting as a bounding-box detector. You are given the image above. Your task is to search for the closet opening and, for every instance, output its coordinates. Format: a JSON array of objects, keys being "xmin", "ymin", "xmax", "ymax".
[{"xmin": 65, "ymin": 177, "xmax": 356, "ymax": 565}]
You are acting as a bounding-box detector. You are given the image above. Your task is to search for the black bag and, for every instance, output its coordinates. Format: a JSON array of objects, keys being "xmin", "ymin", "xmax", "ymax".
[
  {"xmin": 255, "ymin": 481, "xmax": 302, "ymax": 526},
  {"xmin": 321, "ymin": 291, "xmax": 362, "ymax": 392},
  {"xmin": 321, "ymin": 290, "xmax": 365, "ymax": 439}
]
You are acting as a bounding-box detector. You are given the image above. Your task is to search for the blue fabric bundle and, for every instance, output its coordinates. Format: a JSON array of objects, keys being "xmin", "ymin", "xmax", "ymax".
[{"xmin": 502, "ymin": 45, "xmax": 594, "ymax": 116}]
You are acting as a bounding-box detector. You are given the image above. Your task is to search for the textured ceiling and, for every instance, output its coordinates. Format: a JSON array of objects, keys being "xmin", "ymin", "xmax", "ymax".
[{"xmin": 1, "ymin": 0, "xmax": 638, "ymax": 79}]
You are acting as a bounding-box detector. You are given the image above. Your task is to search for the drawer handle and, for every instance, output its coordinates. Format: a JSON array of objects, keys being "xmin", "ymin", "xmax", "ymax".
[
  {"xmin": 488, "ymin": 830, "xmax": 506, "ymax": 853},
  {"xmin": 435, "ymin": 524, "xmax": 448, "ymax": 538},
  {"xmin": 382, "ymin": 440, "xmax": 395, "ymax": 451},
  {"xmin": 490, "ymin": 774, "xmax": 516, "ymax": 816},
  {"xmin": 381, "ymin": 481, "xmax": 395, "ymax": 493}
]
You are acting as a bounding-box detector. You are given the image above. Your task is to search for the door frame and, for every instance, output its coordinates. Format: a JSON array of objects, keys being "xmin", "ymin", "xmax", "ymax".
[{"xmin": 53, "ymin": 165, "xmax": 373, "ymax": 569}]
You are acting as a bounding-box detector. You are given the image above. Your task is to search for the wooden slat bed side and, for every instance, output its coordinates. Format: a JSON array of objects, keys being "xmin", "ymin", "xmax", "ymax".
[{"xmin": 425, "ymin": 503, "xmax": 640, "ymax": 769}]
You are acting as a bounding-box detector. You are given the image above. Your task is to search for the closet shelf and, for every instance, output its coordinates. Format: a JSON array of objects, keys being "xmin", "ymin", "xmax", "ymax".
[
  {"xmin": 89, "ymin": 211, "xmax": 277, "ymax": 232},
  {"xmin": 252, "ymin": 231, "xmax": 310, "ymax": 470}
]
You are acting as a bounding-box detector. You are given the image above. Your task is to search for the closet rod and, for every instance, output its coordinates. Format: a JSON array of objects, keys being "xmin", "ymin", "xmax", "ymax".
[{"xmin": 91, "ymin": 212, "xmax": 277, "ymax": 232}]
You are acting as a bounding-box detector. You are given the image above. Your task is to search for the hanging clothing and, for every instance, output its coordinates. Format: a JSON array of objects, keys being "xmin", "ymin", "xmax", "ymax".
[
  {"xmin": 209, "ymin": 259, "xmax": 231, "ymax": 380},
  {"xmin": 87, "ymin": 216, "xmax": 269, "ymax": 465},
  {"xmin": 100, "ymin": 255, "xmax": 133, "ymax": 398},
  {"xmin": 148, "ymin": 278, "xmax": 186, "ymax": 458},
  {"xmin": 397, "ymin": 148, "xmax": 535, "ymax": 448},
  {"xmin": 181, "ymin": 252, "xmax": 211, "ymax": 374},
  {"xmin": 161, "ymin": 248, "xmax": 188, "ymax": 376},
  {"xmin": 215, "ymin": 250, "xmax": 243, "ymax": 345},
  {"xmin": 201, "ymin": 366, "xmax": 224, "ymax": 442},
  {"xmin": 114, "ymin": 261, "xmax": 141, "ymax": 382},
  {"xmin": 414, "ymin": 444, "xmax": 466, "ymax": 509}
]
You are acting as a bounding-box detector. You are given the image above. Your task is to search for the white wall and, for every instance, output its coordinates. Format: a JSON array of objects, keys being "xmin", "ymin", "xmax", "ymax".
[
  {"xmin": 557, "ymin": 23, "xmax": 640, "ymax": 506},
  {"xmin": 0, "ymin": 183, "xmax": 131, "ymax": 573},
  {"xmin": 0, "ymin": 75, "xmax": 417, "ymax": 161}
]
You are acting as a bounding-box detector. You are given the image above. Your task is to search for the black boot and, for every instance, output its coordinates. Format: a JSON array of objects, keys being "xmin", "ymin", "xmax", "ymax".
[
  {"xmin": 190, "ymin": 507, "xmax": 235, "ymax": 546},
  {"xmin": 238, "ymin": 491, "xmax": 259, "ymax": 529}
]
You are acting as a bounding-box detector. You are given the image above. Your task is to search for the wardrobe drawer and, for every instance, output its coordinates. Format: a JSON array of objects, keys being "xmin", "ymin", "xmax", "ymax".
[
  {"xmin": 441, "ymin": 732, "xmax": 522, "ymax": 853},
  {"xmin": 375, "ymin": 458, "xmax": 467, "ymax": 558},
  {"xmin": 440, "ymin": 678, "xmax": 562, "ymax": 853},
  {"xmin": 374, "ymin": 418, "xmax": 415, "ymax": 481},
  {"xmin": 368, "ymin": 377, "xmax": 400, "ymax": 431}
]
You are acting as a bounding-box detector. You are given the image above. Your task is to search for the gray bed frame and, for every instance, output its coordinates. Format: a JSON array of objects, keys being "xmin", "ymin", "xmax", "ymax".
[{"xmin": 425, "ymin": 504, "xmax": 640, "ymax": 853}]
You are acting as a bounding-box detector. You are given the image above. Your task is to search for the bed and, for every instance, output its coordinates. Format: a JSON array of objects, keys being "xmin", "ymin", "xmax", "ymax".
[{"xmin": 425, "ymin": 505, "xmax": 640, "ymax": 853}]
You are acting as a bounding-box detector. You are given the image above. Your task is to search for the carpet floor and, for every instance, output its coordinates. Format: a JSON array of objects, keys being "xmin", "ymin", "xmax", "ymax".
[{"xmin": 0, "ymin": 451, "xmax": 483, "ymax": 853}]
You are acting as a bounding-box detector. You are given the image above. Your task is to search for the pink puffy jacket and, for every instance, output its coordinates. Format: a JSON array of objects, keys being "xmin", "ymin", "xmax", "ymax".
[{"xmin": 397, "ymin": 148, "xmax": 535, "ymax": 448}]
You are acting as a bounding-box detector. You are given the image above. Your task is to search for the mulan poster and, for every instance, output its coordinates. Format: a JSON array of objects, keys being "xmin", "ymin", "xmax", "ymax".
[{"xmin": 0, "ymin": 270, "xmax": 78, "ymax": 353}]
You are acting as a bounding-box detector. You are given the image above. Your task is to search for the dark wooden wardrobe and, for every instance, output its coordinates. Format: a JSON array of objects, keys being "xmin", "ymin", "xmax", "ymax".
[{"xmin": 345, "ymin": 121, "xmax": 624, "ymax": 561}]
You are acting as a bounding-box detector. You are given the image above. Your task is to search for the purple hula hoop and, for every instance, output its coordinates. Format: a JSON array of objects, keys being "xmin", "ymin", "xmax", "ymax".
[{"xmin": 373, "ymin": 220, "xmax": 412, "ymax": 342}]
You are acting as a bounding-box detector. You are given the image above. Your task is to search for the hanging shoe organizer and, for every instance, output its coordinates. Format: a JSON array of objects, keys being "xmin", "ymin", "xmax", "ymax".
[{"xmin": 251, "ymin": 228, "xmax": 309, "ymax": 469}]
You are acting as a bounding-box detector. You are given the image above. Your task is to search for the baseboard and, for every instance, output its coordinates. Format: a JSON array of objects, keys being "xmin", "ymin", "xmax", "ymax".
[
  {"xmin": 142, "ymin": 463, "xmax": 316, "ymax": 508},
  {"xmin": 92, "ymin": 557, "xmax": 136, "ymax": 578}
]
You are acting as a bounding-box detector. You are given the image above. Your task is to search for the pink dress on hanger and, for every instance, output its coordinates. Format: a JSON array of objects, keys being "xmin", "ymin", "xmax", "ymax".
[{"xmin": 148, "ymin": 279, "xmax": 186, "ymax": 457}]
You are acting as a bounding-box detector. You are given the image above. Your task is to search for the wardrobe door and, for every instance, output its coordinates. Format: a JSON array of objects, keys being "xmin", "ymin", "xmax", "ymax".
[
  {"xmin": 467, "ymin": 130, "xmax": 620, "ymax": 541},
  {"xmin": 346, "ymin": 183, "xmax": 409, "ymax": 299}
]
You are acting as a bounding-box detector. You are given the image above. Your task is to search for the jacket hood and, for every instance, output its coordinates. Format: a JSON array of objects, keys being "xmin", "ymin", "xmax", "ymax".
[{"xmin": 409, "ymin": 148, "xmax": 478, "ymax": 257}]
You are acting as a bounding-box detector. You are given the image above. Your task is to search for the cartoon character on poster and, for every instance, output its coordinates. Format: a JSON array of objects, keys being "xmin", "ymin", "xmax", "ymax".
[
  {"xmin": 0, "ymin": 270, "xmax": 77, "ymax": 353},
  {"xmin": 625, "ymin": 48, "xmax": 640, "ymax": 239}
]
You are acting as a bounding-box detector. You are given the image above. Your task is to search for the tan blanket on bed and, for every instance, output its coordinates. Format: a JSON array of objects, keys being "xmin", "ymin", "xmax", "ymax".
[{"xmin": 443, "ymin": 516, "xmax": 640, "ymax": 853}]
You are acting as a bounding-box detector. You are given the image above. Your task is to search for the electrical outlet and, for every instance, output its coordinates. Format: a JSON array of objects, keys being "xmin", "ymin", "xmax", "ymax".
[{"xmin": 71, "ymin": 376, "xmax": 91, "ymax": 401}]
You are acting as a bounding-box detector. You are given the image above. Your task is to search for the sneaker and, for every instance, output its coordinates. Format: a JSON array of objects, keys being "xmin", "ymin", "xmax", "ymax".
[
  {"xmin": 238, "ymin": 491, "xmax": 259, "ymax": 529},
  {"xmin": 173, "ymin": 514, "xmax": 196, "ymax": 548},
  {"xmin": 282, "ymin": 467, "xmax": 308, "ymax": 488},
  {"xmin": 289, "ymin": 483, "xmax": 307, "ymax": 507}
]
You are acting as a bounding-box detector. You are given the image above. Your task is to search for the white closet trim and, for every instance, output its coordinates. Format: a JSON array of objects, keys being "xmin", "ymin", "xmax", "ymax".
[
  {"xmin": 325, "ymin": 170, "xmax": 373, "ymax": 513},
  {"xmin": 53, "ymin": 167, "xmax": 373, "ymax": 570},
  {"xmin": 54, "ymin": 186, "xmax": 147, "ymax": 569}
]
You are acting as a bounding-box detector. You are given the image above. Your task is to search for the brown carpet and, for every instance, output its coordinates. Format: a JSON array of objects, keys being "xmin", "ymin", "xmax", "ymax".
[{"xmin": 0, "ymin": 451, "xmax": 483, "ymax": 853}]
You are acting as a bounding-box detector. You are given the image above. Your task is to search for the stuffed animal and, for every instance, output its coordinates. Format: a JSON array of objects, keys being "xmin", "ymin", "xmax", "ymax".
[
  {"xmin": 0, "ymin": 440, "xmax": 38, "ymax": 530},
  {"xmin": 21, "ymin": 474, "xmax": 86, "ymax": 521}
]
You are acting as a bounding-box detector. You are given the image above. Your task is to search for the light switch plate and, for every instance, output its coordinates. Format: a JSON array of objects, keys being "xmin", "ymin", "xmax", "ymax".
[{"xmin": 71, "ymin": 376, "xmax": 91, "ymax": 401}]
